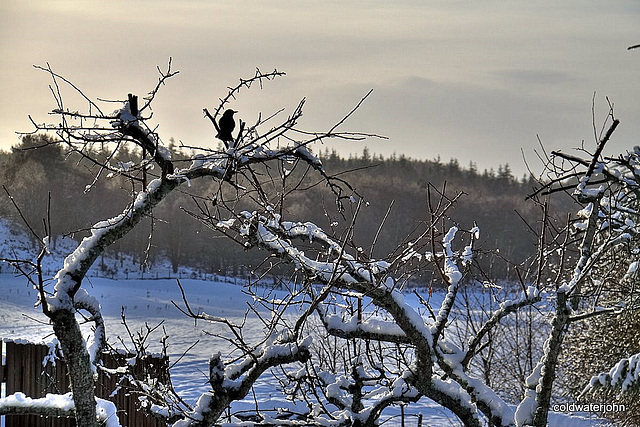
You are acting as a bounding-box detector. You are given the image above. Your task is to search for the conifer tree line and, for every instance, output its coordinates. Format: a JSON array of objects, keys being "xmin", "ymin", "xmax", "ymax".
[{"xmin": 0, "ymin": 134, "xmax": 563, "ymax": 281}]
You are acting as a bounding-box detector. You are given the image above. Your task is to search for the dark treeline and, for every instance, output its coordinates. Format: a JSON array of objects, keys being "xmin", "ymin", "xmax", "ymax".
[{"xmin": 0, "ymin": 135, "xmax": 570, "ymax": 282}]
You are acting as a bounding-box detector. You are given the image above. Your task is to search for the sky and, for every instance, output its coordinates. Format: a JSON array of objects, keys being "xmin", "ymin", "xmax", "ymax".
[{"xmin": 1, "ymin": 1, "xmax": 639, "ymax": 177}]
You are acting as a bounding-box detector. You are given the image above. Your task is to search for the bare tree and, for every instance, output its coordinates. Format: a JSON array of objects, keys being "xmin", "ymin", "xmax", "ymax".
[
  {"xmin": 184, "ymin": 101, "xmax": 639, "ymax": 426},
  {"xmin": 0, "ymin": 61, "xmax": 373, "ymax": 426},
  {"xmin": 520, "ymin": 102, "xmax": 640, "ymax": 426},
  {"xmin": 1, "ymin": 61, "xmax": 639, "ymax": 427}
]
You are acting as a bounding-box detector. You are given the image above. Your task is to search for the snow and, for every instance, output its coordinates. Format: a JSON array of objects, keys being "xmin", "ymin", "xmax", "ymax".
[
  {"xmin": 293, "ymin": 144, "xmax": 323, "ymax": 171},
  {"xmin": 0, "ymin": 393, "xmax": 121, "ymax": 427},
  {"xmin": 0, "ymin": 392, "xmax": 74, "ymax": 412},
  {"xmin": 577, "ymin": 203, "xmax": 594, "ymax": 219},
  {"xmin": 172, "ymin": 393, "xmax": 213, "ymax": 427},
  {"xmin": 499, "ymin": 286, "xmax": 541, "ymax": 310},
  {"xmin": 325, "ymin": 311, "xmax": 406, "ymax": 338},
  {"xmin": 0, "ymin": 274, "xmax": 261, "ymax": 403},
  {"xmin": 0, "ymin": 272, "xmax": 610, "ymax": 426},
  {"xmin": 390, "ymin": 290, "xmax": 433, "ymax": 346},
  {"xmin": 515, "ymin": 360, "xmax": 544, "ymax": 426},
  {"xmin": 434, "ymin": 226, "xmax": 466, "ymax": 332},
  {"xmin": 0, "ymin": 220, "xmax": 611, "ymax": 426},
  {"xmin": 583, "ymin": 352, "xmax": 640, "ymax": 397},
  {"xmin": 42, "ymin": 236, "xmax": 51, "ymax": 255},
  {"xmin": 574, "ymin": 176, "xmax": 605, "ymax": 200}
]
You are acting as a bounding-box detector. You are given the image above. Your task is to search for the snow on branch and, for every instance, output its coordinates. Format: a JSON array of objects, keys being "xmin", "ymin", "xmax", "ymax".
[
  {"xmin": 232, "ymin": 204, "xmax": 529, "ymax": 425},
  {"xmin": 49, "ymin": 178, "xmax": 180, "ymax": 311},
  {"xmin": 316, "ymin": 366, "xmax": 422, "ymax": 426},
  {"xmin": 239, "ymin": 210, "xmax": 389, "ymax": 285},
  {"xmin": 173, "ymin": 337, "xmax": 311, "ymax": 426},
  {"xmin": 428, "ymin": 225, "xmax": 480, "ymax": 360},
  {"xmin": 318, "ymin": 306, "xmax": 410, "ymax": 344},
  {"xmin": 435, "ymin": 338, "xmax": 515, "ymax": 427},
  {"xmin": 73, "ymin": 287, "xmax": 106, "ymax": 368},
  {"xmin": 581, "ymin": 352, "xmax": 640, "ymax": 398},
  {"xmin": 24, "ymin": 62, "xmax": 180, "ymax": 187},
  {"xmin": 0, "ymin": 392, "xmax": 121, "ymax": 427},
  {"xmin": 113, "ymin": 100, "xmax": 174, "ymax": 177},
  {"xmin": 15, "ymin": 62, "xmax": 387, "ymax": 426}
]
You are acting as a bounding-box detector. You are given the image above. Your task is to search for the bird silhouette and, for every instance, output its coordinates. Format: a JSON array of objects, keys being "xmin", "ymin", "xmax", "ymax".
[{"xmin": 216, "ymin": 109, "xmax": 237, "ymax": 147}]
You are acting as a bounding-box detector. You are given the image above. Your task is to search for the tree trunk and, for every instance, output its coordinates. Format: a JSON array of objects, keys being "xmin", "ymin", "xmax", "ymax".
[
  {"xmin": 51, "ymin": 308, "xmax": 98, "ymax": 427},
  {"xmin": 532, "ymin": 291, "xmax": 570, "ymax": 427}
]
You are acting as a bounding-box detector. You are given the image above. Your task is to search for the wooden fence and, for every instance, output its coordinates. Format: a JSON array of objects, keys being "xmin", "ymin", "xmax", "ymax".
[{"xmin": 1, "ymin": 339, "xmax": 169, "ymax": 427}]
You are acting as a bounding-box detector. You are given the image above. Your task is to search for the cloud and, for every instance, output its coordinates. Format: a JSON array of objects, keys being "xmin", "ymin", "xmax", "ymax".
[
  {"xmin": 299, "ymin": 74, "xmax": 603, "ymax": 175},
  {"xmin": 1, "ymin": 0, "xmax": 638, "ymax": 178},
  {"xmin": 493, "ymin": 69, "xmax": 574, "ymax": 87}
]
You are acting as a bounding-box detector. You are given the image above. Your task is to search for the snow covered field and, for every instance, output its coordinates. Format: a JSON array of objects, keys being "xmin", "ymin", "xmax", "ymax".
[
  {"xmin": 0, "ymin": 273, "xmax": 608, "ymax": 426},
  {"xmin": 0, "ymin": 216, "xmax": 610, "ymax": 426}
]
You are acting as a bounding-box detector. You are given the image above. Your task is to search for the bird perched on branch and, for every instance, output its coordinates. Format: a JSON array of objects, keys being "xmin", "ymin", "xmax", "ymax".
[
  {"xmin": 216, "ymin": 109, "xmax": 237, "ymax": 148},
  {"xmin": 128, "ymin": 93, "xmax": 139, "ymax": 117}
]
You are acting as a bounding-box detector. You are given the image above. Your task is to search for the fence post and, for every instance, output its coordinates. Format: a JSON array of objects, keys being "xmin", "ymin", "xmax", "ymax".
[
  {"xmin": 1, "ymin": 339, "xmax": 5, "ymax": 386},
  {"xmin": 1, "ymin": 340, "xmax": 3, "ymax": 427}
]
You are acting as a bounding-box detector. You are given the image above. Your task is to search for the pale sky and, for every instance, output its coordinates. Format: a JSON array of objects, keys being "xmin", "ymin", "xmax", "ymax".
[{"xmin": 1, "ymin": 1, "xmax": 639, "ymax": 176}]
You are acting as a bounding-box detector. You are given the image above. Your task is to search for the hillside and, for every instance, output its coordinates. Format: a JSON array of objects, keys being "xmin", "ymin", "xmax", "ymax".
[
  {"xmin": 0, "ymin": 217, "xmax": 602, "ymax": 426},
  {"xmin": 0, "ymin": 135, "xmax": 571, "ymax": 282}
]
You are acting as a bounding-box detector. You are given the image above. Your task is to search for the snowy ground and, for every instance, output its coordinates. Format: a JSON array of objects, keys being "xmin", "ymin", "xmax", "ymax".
[
  {"xmin": 0, "ymin": 219, "xmax": 611, "ymax": 425},
  {"xmin": 0, "ymin": 274, "xmax": 609, "ymax": 426}
]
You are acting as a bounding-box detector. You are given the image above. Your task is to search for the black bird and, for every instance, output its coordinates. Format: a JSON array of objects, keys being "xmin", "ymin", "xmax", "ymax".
[
  {"xmin": 216, "ymin": 109, "xmax": 237, "ymax": 147},
  {"xmin": 128, "ymin": 93, "xmax": 139, "ymax": 116}
]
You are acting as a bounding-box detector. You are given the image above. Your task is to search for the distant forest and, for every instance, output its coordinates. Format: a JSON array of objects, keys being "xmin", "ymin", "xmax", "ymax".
[{"xmin": 0, "ymin": 135, "xmax": 573, "ymax": 282}]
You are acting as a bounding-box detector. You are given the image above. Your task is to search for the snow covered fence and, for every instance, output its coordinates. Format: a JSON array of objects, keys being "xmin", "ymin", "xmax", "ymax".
[{"xmin": 1, "ymin": 339, "xmax": 168, "ymax": 427}]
